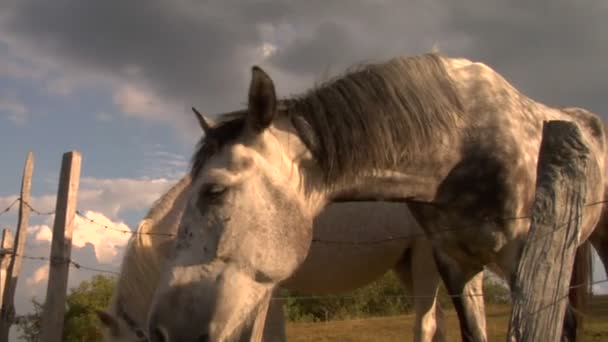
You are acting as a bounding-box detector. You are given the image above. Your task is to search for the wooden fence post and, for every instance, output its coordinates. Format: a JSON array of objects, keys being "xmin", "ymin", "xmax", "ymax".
[
  {"xmin": 0, "ymin": 230, "xmax": 15, "ymax": 311},
  {"xmin": 39, "ymin": 151, "xmax": 81, "ymax": 342},
  {"xmin": 507, "ymin": 121, "xmax": 590, "ymax": 341},
  {"xmin": 0, "ymin": 151, "xmax": 33, "ymax": 342}
]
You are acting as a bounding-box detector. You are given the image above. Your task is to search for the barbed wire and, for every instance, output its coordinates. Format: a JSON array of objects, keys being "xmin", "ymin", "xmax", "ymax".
[
  {"xmin": 74, "ymin": 210, "xmax": 175, "ymax": 237},
  {"xmin": 4, "ymin": 198, "xmax": 608, "ymax": 288},
  {"xmin": 21, "ymin": 201, "xmax": 55, "ymax": 216},
  {"xmin": 8, "ymin": 244, "xmax": 608, "ymax": 300},
  {"xmin": 13, "ymin": 249, "xmax": 608, "ymax": 302},
  {"xmin": 270, "ymin": 278, "xmax": 608, "ymax": 302},
  {"xmin": 3, "ymin": 197, "xmax": 608, "ymax": 244},
  {"xmin": 0, "ymin": 198, "xmax": 20, "ymax": 217},
  {"xmin": 310, "ymin": 198, "xmax": 608, "ymax": 245},
  {"xmin": 16, "ymin": 253, "xmax": 119, "ymax": 275},
  {"xmin": 5, "ymin": 197, "xmax": 608, "ymax": 330}
]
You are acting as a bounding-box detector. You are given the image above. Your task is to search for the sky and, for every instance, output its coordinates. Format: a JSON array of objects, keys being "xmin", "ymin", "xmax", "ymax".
[{"xmin": 0, "ymin": 0, "xmax": 607, "ymax": 339}]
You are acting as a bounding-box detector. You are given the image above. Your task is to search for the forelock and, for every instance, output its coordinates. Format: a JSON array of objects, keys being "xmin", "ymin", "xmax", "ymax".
[{"xmin": 190, "ymin": 112, "xmax": 247, "ymax": 178}]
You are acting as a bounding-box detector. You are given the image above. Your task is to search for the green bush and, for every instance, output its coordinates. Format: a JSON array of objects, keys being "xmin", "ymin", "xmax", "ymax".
[
  {"xmin": 17, "ymin": 274, "xmax": 116, "ymax": 342},
  {"xmin": 283, "ymin": 270, "xmax": 510, "ymax": 322},
  {"xmin": 283, "ymin": 271, "xmax": 412, "ymax": 322}
]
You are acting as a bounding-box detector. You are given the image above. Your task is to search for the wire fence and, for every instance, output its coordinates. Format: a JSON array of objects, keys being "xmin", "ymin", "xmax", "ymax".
[
  {"xmin": 4, "ymin": 196, "xmax": 608, "ymax": 243},
  {"xmin": 2, "ymin": 196, "xmax": 608, "ymax": 333},
  {"xmin": 0, "ymin": 197, "xmax": 607, "ymax": 294}
]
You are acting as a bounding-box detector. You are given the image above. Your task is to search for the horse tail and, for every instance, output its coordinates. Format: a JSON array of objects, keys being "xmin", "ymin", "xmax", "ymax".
[{"xmin": 564, "ymin": 241, "xmax": 592, "ymax": 341}]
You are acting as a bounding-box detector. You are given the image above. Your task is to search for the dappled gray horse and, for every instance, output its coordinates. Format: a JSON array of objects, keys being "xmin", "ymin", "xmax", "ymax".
[
  {"xmin": 147, "ymin": 53, "xmax": 606, "ymax": 342},
  {"xmin": 98, "ymin": 173, "xmax": 463, "ymax": 342}
]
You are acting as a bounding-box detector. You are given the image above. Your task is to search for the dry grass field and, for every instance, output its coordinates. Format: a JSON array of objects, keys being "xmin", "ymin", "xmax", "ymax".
[{"xmin": 286, "ymin": 300, "xmax": 608, "ymax": 342}]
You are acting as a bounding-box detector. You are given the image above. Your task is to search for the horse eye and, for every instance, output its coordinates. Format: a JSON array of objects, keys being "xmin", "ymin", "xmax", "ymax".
[
  {"xmin": 201, "ymin": 184, "xmax": 228, "ymax": 203},
  {"xmin": 135, "ymin": 329, "xmax": 146, "ymax": 338}
]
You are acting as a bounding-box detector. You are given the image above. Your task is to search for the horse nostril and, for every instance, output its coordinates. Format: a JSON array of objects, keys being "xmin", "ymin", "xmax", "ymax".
[
  {"xmin": 152, "ymin": 326, "xmax": 169, "ymax": 342},
  {"xmin": 198, "ymin": 333, "xmax": 209, "ymax": 342}
]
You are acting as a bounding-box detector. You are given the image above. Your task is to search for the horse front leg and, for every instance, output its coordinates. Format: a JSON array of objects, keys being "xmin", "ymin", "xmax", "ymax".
[
  {"xmin": 433, "ymin": 249, "xmax": 487, "ymax": 342},
  {"xmin": 394, "ymin": 238, "xmax": 446, "ymax": 342}
]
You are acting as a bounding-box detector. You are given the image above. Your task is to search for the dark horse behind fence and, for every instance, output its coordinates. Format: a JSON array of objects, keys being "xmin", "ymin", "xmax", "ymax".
[{"xmin": 146, "ymin": 53, "xmax": 607, "ymax": 342}]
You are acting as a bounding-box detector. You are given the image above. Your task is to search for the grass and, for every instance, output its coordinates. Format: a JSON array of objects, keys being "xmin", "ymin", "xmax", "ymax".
[{"xmin": 286, "ymin": 303, "xmax": 608, "ymax": 341}]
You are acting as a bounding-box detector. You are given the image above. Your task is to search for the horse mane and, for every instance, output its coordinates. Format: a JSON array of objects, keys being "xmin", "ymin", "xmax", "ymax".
[
  {"xmin": 107, "ymin": 174, "xmax": 192, "ymax": 325},
  {"xmin": 190, "ymin": 53, "xmax": 465, "ymax": 186},
  {"xmin": 284, "ymin": 52, "xmax": 464, "ymax": 184}
]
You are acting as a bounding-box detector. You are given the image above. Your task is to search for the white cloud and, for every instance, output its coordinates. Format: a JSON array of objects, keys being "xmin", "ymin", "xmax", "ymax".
[
  {"xmin": 29, "ymin": 224, "xmax": 52, "ymax": 242},
  {"xmin": 25, "ymin": 210, "xmax": 131, "ymax": 281},
  {"xmin": 0, "ymin": 175, "xmax": 179, "ymax": 319},
  {"xmin": 73, "ymin": 211, "xmax": 131, "ymax": 264},
  {"xmin": 113, "ymin": 83, "xmax": 168, "ymax": 120},
  {"xmin": 78, "ymin": 177, "xmax": 176, "ymax": 218},
  {"xmin": 1, "ymin": 176, "xmax": 178, "ymax": 221},
  {"xmin": 18, "ymin": 209, "xmax": 134, "ymax": 323},
  {"xmin": 26, "ymin": 264, "xmax": 48, "ymax": 287},
  {"xmin": 0, "ymin": 174, "xmax": 179, "ymax": 310}
]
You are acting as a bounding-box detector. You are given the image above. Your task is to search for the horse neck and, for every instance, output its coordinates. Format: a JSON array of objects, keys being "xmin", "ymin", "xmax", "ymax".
[
  {"xmin": 110, "ymin": 175, "xmax": 192, "ymax": 323},
  {"xmin": 271, "ymin": 119, "xmax": 460, "ymax": 216},
  {"xmin": 304, "ymin": 149, "xmax": 462, "ymax": 213},
  {"xmin": 138, "ymin": 174, "xmax": 192, "ymax": 235}
]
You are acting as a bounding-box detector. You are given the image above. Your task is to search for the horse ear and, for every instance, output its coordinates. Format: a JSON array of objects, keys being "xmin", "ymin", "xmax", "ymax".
[
  {"xmin": 96, "ymin": 310, "xmax": 120, "ymax": 336},
  {"xmin": 247, "ymin": 66, "xmax": 276, "ymax": 132},
  {"xmin": 192, "ymin": 107, "xmax": 215, "ymax": 135}
]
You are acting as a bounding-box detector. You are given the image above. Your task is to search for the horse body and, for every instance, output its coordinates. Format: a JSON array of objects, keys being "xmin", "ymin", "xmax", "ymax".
[
  {"xmin": 284, "ymin": 200, "xmax": 419, "ymax": 293},
  {"xmin": 147, "ymin": 52, "xmax": 606, "ymax": 342},
  {"xmin": 99, "ymin": 175, "xmax": 453, "ymax": 342}
]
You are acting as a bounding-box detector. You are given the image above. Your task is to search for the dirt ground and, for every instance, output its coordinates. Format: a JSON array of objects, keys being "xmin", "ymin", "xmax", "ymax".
[{"xmin": 286, "ymin": 303, "xmax": 608, "ymax": 341}]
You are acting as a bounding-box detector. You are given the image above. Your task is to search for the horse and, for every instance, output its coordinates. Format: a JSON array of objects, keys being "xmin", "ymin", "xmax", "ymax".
[
  {"xmin": 145, "ymin": 52, "xmax": 606, "ymax": 342},
  {"xmin": 97, "ymin": 169, "xmax": 472, "ymax": 341}
]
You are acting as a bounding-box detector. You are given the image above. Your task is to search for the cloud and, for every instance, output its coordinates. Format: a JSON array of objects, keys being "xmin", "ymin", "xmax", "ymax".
[
  {"xmin": 26, "ymin": 264, "xmax": 48, "ymax": 287},
  {"xmin": 73, "ymin": 211, "xmax": 131, "ymax": 263},
  {"xmin": 143, "ymin": 149, "xmax": 190, "ymax": 179},
  {"xmin": 78, "ymin": 177, "xmax": 176, "ymax": 218},
  {"xmin": 18, "ymin": 210, "xmax": 133, "ymax": 325},
  {"xmin": 0, "ymin": 175, "xmax": 181, "ymax": 316},
  {"xmin": 95, "ymin": 111, "xmax": 113, "ymax": 122},
  {"xmin": 0, "ymin": 176, "xmax": 177, "ymax": 223},
  {"xmin": 0, "ymin": 94, "xmax": 27, "ymax": 124},
  {"xmin": 2, "ymin": 1, "xmax": 605, "ymax": 135},
  {"xmin": 113, "ymin": 83, "xmax": 176, "ymax": 121},
  {"xmin": 26, "ymin": 212, "xmax": 131, "ymax": 267},
  {"xmin": 0, "ymin": 58, "xmax": 41, "ymax": 80}
]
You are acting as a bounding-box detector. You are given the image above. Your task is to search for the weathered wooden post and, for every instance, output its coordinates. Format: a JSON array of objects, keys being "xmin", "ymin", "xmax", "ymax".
[
  {"xmin": 507, "ymin": 121, "xmax": 590, "ymax": 341},
  {"xmin": 0, "ymin": 230, "xmax": 14, "ymax": 310},
  {"xmin": 40, "ymin": 151, "xmax": 81, "ymax": 342},
  {"xmin": 0, "ymin": 151, "xmax": 33, "ymax": 342}
]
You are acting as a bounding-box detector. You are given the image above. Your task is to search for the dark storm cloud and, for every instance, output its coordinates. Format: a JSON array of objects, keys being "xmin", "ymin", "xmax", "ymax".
[
  {"xmin": 1, "ymin": 0, "xmax": 271, "ymax": 113},
  {"xmin": 1, "ymin": 0, "xmax": 607, "ymax": 117},
  {"xmin": 440, "ymin": 0, "xmax": 608, "ymax": 113}
]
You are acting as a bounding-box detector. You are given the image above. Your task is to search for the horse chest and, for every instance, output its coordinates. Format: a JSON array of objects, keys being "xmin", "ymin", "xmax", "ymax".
[{"xmin": 407, "ymin": 144, "xmax": 538, "ymax": 265}]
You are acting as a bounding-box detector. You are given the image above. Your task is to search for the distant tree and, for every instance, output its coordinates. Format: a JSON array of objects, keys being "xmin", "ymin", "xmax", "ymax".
[
  {"xmin": 15, "ymin": 298, "xmax": 44, "ymax": 342},
  {"xmin": 16, "ymin": 274, "xmax": 116, "ymax": 342}
]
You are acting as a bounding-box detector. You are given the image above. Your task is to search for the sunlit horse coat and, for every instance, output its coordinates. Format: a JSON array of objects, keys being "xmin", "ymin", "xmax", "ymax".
[
  {"xmin": 147, "ymin": 53, "xmax": 606, "ymax": 342},
  {"xmin": 98, "ymin": 173, "xmax": 457, "ymax": 342}
]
